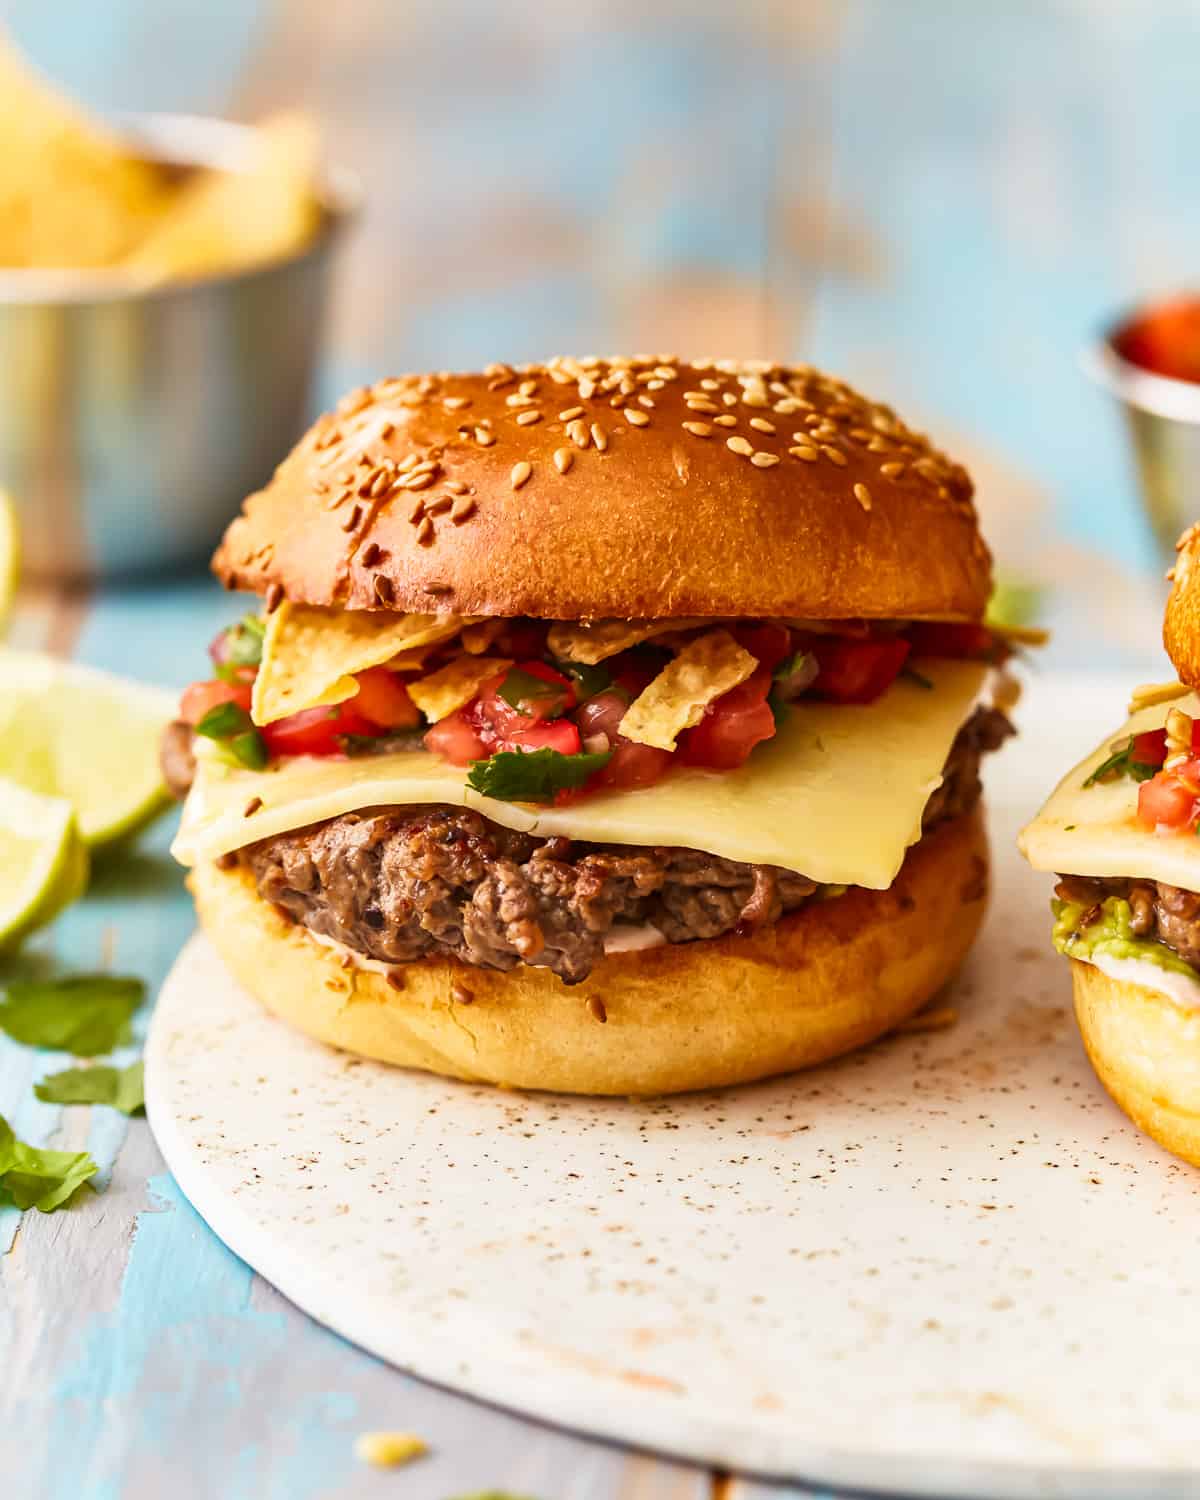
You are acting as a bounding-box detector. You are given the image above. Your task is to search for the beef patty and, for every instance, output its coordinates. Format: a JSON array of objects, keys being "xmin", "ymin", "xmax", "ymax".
[
  {"xmin": 1054, "ymin": 873, "xmax": 1200, "ymax": 971},
  {"xmin": 230, "ymin": 706, "xmax": 1011, "ymax": 984}
]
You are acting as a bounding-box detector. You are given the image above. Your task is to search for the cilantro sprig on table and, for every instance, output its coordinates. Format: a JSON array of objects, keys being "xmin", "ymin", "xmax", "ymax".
[
  {"xmin": 0, "ymin": 974, "xmax": 144, "ymax": 1055},
  {"xmin": 35, "ymin": 1060, "xmax": 144, "ymax": 1115},
  {"xmin": 0, "ymin": 1115, "xmax": 98, "ymax": 1212},
  {"xmin": 467, "ymin": 747, "xmax": 612, "ymax": 802}
]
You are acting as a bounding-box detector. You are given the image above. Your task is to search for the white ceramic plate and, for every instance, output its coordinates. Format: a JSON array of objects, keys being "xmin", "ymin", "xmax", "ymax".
[{"xmin": 145, "ymin": 674, "xmax": 1200, "ymax": 1498}]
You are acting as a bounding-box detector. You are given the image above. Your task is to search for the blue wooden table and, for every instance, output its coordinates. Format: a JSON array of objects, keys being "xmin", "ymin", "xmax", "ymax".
[{"xmin": 2, "ymin": 0, "xmax": 1198, "ymax": 1493}]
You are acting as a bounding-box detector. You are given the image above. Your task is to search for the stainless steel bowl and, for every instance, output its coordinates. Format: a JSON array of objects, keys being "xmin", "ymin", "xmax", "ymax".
[
  {"xmin": 0, "ymin": 113, "xmax": 357, "ymax": 581},
  {"xmin": 1085, "ymin": 315, "xmax": 1200, "ymax": 564}
]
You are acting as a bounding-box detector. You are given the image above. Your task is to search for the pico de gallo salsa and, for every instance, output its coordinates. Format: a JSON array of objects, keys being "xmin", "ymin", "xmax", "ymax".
[
  {"xmin": 1084, "ymin": 707, "xmax": 1200, "ymax": 837},
  {"xmin": 179, "ymin": 615, "xmax": 1003, "ymax": 805}
]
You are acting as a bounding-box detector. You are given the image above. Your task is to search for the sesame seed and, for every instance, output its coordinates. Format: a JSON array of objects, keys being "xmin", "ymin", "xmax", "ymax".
[
  {"xmin": 741, "ymin": 388, "xmax": 770, "ymax": 408},
  {"xmin": 506, "ymin": 393, "xmax": 533, "ymax": 409},
  {"xmin": 578, "ymin": 378, "xmax": 597, "ymax": 399},
  {"xmin": 451, "ymin": 496, "xmax": 476, "ymax": 523},
  {"xmin": 360, "ymin": 541, "xmax": 385, "ymax": 566},
  {"xmin": 751, "ymin": 452, "xmax": 781, "ymax": 468},
  {"xmin": 265, "ymin": 582, "xmax": 284, "ymax": 614},
  {"xmin": 700, "ymin": 378, "xmax": 720, "ymax": 390},
  {"xmin": 373, "ymin": 574, "xmax": 395, "ymax": 603},
  {"xmin": 867, "ymin": 437, "xmax": 891, "ymax": 453},
  {"xmin": 519, "ymin": 379, "xmax": 538, "ymax": 397},
  {"xmin": 558, "ymin": 406, "xmax": 584, "ymax": 421},
  {"xmin": 554, "ymin": 447, "xmax": 574, "ymax": 473},
  {"xmin": 474, "ymin": 427, "xmax": 496, "ymax": 446},
  {"xmin": 820, "ymin": 445, "xmax": 847, "ymax": 465},
  {"xmin": 397, "ymin": 454, "xmax": 418, "ymax": 472},
  {"xmin": 646, "ymin": 379, "xmax": 665, "ymax": 390},
  {"xmin": 510, "ymin": 461, "xmax": 532, "ymax": 490},
  {"xmin": 638, "ymin": 395, "xmax": 655, "ymax": 408},
  {"xmin": 727, "ymin": 435, "xmax": 754, "ymax": 457},
  {"xmin": 590, "ymin": 423, "xmax": 608, "ymax": 451},
  {"xmin": 749, "ymin": 417, "xmax": 777, "ymax": 434},
  {"xmin": 682, "ymin": 421, "xmax": 713, "ymax": 437},
  {"xmin": 625, "ymin": 409, "xmax": 649, "ymax": 427},
  {"xmin": 415, "ymin": 517, "xmax": 434, "ymax": 545},
  {"xmin": 713, "ymin": 414, "xmax": 738, "ymax": 427},
  {"xmin": 406, "ymin": 497, "xmax": 426, "ymax": 523},
  {"xmin": 426, "ymin": 495, "xmax": 453, "ymax": 516},
  {"xmin": 402, "ymin": 472, "xmax": 435, "ymax": 491},
  {"xmin": 452, "ymin": 982, "xmax": 474, "ymax": 1006},
  {"xmin": 788, "ymin": 446, "xmax": 818, "ymax": 462},
  {"xmin": 685, "ymin": 398, "xmax": 720, "ymax": 414},
  {"xmin": 516, "ymin": 410, "xmax": 542, "ymax": 426},
  {"xmin": 341, "ymin": 503, "xmax": 363, "ymax": 531},
  {"xmin": 722, "ymin": 392, "xmax": 738, "ymax": 406},
  {"xmin": 588, "ymin": 997, "xmax": 608, "ymax": 1024},
  {"xmin": 442, "ymin": 395, "xmax": 470, "ymax": 410},
  {"xmin": 243, "ymin": 796, "xmax": 263, "ymax": 818},
  {"xmin": 880, "ymin": 461, "xmax": 906, "ymax": 478},
  {"xmin": 773, "ymin": 399, "xmax": 800, "ymax": 414},
  {"xmin": 567, "ymin": 419, "xmax": 590, "ymax": 448},
  {"xmin": 854, "ymin": 483, "xmax": 873, "ymax": 510}
]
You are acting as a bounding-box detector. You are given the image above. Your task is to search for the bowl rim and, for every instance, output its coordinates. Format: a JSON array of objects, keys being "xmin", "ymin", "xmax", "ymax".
[
  {"xmin": 0, "ymin": 110, "xmax": 361, "ymax": 307},
  {"xmin": 1084, "ymin": 298, "xmax": 1200, "ymax": 426}
]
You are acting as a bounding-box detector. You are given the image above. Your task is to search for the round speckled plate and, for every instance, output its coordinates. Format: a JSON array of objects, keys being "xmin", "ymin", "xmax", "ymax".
[{"xmin": 146, "ymin": 675, "xmax": 1200, "ymax": 1499}]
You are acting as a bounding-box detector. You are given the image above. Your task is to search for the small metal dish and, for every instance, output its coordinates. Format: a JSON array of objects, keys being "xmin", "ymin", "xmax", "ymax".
[
  {"xmin": 0, "ymin": 113, "xmax": 358, "ymax": 581},
  {"xmin": 1085, "ymin": 306, "xmax": 1200, "ymax": 564}
]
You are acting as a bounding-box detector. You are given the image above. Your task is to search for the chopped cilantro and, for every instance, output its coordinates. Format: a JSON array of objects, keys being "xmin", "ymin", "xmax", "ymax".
[
  {"xmin": 467, "ymin": 747, "xmax": 612, "ymax": 803},
  {"xmin": 767, "ymin": 685, "xmax": 789, "ymax": 729},
  {"xmin": 497, "ymin": 668, "xmax": 569, "ymax": 717},
  {"xmin": 35, "ymin": 1060, "xmax": 144, "ymax": 1115},
  {"xmin": 195, "ymin": 702, "xmax": 269, "ymax": 771},
  {"xmin": 554, "ymin": 658, "xmax": 611, "ymax": 701},
  {"xmin": 1083, "ymin": 737, "xmax": 1160, "ymax": 788},
  {"xmin": 0, "ymin": 974, "xmax": 144, "ymax": 1055},
  {"xmin": 214, "ymin": 615, "xmax": 265, "ymax": 680},
  {"xmin": 0, "ymin": 1115, "xmax": 98, "ymax": 1212}
]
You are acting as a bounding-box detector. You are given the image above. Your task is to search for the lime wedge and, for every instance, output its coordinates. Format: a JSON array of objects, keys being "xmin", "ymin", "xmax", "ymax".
[
  {"xmin": 0, "ymin": 649, "xmax": 174, "ymax": 848},
  {"xmin": 0, "ymin": 490, "xmax": 20, "ymax": 634},
  {"xmin": 0, "ymin": 780, "xmax": 88, "ymax": 950}
]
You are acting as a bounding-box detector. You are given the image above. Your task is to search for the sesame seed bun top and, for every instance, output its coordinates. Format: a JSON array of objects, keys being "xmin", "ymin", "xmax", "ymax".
[
  {"xmin": 213, "ymin": 356, "xmax": 993, "ymax": 622},
  {"xmin": 1164, "ymin": 521, "xmax": 1200, "ymax": 687}
]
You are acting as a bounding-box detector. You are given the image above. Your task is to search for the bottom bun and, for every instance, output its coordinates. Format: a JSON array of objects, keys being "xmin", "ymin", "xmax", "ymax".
[
  {"xmin": 190, "ymin": 807, "xmax": 989, "ymax": 1096},
  {"xmin": 1071, "ymin": 959, "xmax": 1200, "ymax": 1167}
]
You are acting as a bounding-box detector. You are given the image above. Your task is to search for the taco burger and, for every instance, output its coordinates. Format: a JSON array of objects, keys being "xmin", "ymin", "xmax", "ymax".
[{"xmin": 166, "ymin": 357, "xmax": 1011, "ymax": 1095}]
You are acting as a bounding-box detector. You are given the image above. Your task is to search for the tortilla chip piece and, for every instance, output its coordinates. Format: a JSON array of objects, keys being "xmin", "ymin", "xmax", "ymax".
[
  {"xmin": 121, "ymin": 112, "xmax": 320, "ymax": 282},
  {"xmin": 407, "ymin": 657, "xmax": 512, "ymax": 723},
  {"xmin": 619, "ymin": 629, "xmax": 757, "ymax": 750},
  {"xmin": 461, "ymin": 620, "xmax": 507, "ymax": 654},
  {"xmin": 547, "ymin": 617, "xmax": 712, "ymax": 665},
  {"xmin": 252, "ymin": 603, "xmax": 468, "ymax": 725}
]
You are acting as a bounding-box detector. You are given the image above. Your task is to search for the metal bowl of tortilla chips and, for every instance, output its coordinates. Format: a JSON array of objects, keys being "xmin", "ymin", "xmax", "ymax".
[{"xmin": 0, "ymin": 93, "xmax": 357, "ymax": 580}]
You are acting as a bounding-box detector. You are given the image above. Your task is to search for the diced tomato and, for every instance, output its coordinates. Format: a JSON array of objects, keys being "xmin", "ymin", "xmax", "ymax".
[
  {"xmin": 906, "ymin": 622, "xmax": 995, "ymax": 660},
  {"xmin": 179, "ymin": 678, "xmax": 252, "ymax": 725},
  {"xmin": 1131, "ymin": 728, "xmax": 1168, "ymax": 770},
  {"xmin": 424, "ymin": 710, "xmax": 489, "ymax": 766},
  {"xmin": 734, "ymin": 622, "xmax": 792, "ymax": 671},
  {"xmin": 678, "ymin": 666, "xmax": 776, "ymax": 769},
  {"xmin": 502, "ymin": 719, "xmax": 582, "ymax": 756},
  {"xmin": 350, "ymin": 666, "xmax": 421, "ymax": 729},
  {"xmin": 470, "ymin": 661, "xmax": 575, "ymax": 739},
  {"xmin": 1137, "ymin": 759, "xmax": 1200, "ymax": 832},
  {"xmin": 261, "ymin": 702, "xmax": 376, "ymax": 757},
  {"xmin": 810, "ymin": 637, "xmax": 911, "ymax": 703}
]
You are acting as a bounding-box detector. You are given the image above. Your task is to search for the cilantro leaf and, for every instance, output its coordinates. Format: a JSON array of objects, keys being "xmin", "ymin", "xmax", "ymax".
[
  {"xmin": 497, "ymin": 668, "xmax": 569, "ymax": 717},
  {"xmin": 1083, "ymin": 736, "xmax": 1160, "ymax": 788},
  {"xmin": 0, "ymin": 1115, "xmax": 98, "ymax": 1212},
  {"xmin": 35, "ymin": 1060, "xmax": 144, "ymax": 1115},
  {"xmin": 0, "ymin": 974, "xmax": 144, "ymax": 1055},
  {"xmin": 467, "ymin": 748, "xmax": 612, "ymax": 803},
  {"xmin": 195, "ymin": 702, "xmax": 269, "ymax": 770},
  {"xmin": 553, "ymin": 658, "xmax": 611, "ymax": 701},
  {"xmin": 213, "ymin": 615, "xmax": 266, "ymax": 681}
]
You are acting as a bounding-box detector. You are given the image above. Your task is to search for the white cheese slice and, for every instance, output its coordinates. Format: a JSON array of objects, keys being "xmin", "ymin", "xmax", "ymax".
[
  {"xmin": 172, "ymin": 660, "xmax": 987, "ymax": 886},
  {"xmin": 1018, "ymin": 689, "xmax": 1200, "ymax": 886}
]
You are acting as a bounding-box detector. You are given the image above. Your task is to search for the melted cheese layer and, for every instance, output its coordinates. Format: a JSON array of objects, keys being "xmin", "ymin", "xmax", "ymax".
[
  {"xmin": 172, "ymin": 660, "xmax": 986, "ymax": 887},
  {"xmin": 1018, "ymin": 690, "xmax": 1200, "ymax": 887}
]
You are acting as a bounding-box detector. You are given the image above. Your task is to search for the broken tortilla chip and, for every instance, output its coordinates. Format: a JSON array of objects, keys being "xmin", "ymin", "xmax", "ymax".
[
  {"xmin": 547, "ymin": 617, "xmax": 712, "ymax": 665},
  {"xmin": 461, "ymin": 620, "xmax": 507, "ymax": 654},
  {"xmin": 251, "ymin": 603, "xmax": 469, "ymax": 725},
  {"xmin": 407, "ymin": 656, "xmax": 512, "ymax": 723},
  {"xmin": 619, "ymin": 629, "xmax": 757, "ymax": 750}
]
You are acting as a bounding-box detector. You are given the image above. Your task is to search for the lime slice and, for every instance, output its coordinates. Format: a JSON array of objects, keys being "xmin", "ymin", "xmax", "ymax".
[
  {"xmin": 0, "ymin": 780, "xmax": 88, "ymax": 950},
  {"xmin": 0, "ymin": 490, "xmax": 20, "ymax": 635},
  {"xmin": 0, "ymin": 649, "xmax": 174, "ymax": 848}
]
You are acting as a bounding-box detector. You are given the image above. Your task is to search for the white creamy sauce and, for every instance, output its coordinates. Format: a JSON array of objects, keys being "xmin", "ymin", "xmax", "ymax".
[
  {"xmin": 1087, "ymin": 952, "xmax": 1200, "ymax": 1011},
  {"xmin": 602, "ymin": 922, "xmax": 668, "ymax": 954},
  {"xmin": 304, "ymin": 919, "xmax": 667, "ymax": 974}
]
